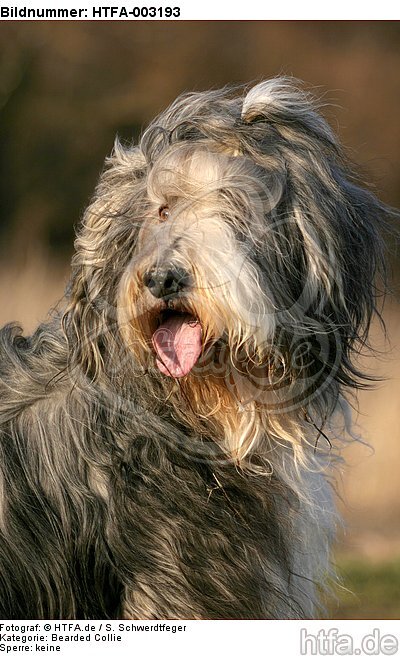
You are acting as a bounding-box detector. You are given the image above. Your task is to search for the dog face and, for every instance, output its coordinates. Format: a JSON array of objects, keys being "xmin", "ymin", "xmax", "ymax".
[
  {"xmin": 64, "ymin": 79, "xmax": 386, "ymax": 461},
  {"xmin": 119, "ymin": 142, "xmax": 276, "ymax": 376}
]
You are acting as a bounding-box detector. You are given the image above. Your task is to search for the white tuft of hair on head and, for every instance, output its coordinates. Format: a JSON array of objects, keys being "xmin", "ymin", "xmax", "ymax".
[{"xmin": 241, "ymin": 80, "xmax": 278, "ymax": 121}]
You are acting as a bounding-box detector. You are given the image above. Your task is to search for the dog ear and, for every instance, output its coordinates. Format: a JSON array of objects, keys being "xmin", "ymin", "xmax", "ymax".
[
  {"xmin": 63, "ymin": 141, "xmax": 147, "ymax": 379},
  {"xmin": 242, "ymin": 79, "xmax": 388, "ymax": 404}
]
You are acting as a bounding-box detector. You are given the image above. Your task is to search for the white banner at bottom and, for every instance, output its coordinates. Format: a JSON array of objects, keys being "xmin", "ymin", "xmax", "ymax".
[{"xmin": 0, "ymin": 620, "xmax": 399, "ymax": 656}]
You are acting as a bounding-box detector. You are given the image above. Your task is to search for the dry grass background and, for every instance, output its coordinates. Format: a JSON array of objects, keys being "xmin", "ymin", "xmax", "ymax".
[
  {"xmin": 0, "ymin": 256, "xmax": 68, "ymax": 332},
  {"xmin": 336, "ymin": 300, "xmax": 400, "ymax": 559},
  {"xmin": 0, "ymin": 21, "xmax": 399, "ymax": 617}
]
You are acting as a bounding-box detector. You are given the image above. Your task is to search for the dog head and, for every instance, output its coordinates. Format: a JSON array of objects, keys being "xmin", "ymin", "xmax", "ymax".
[{"xmin": 64, "ymin": 79, "xmax": 387, "ymax": 461}]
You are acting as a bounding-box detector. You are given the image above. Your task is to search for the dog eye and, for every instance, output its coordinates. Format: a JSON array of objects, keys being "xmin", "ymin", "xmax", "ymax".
[{"xmin": 158, "ymin": 205, "xmax": 170, "ymax": 221}]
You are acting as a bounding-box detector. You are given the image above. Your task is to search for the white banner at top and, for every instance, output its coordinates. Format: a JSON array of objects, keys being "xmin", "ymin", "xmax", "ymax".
[{"xmin": 0, "ymin": 0, "xmax": 398, "ymax": 20}]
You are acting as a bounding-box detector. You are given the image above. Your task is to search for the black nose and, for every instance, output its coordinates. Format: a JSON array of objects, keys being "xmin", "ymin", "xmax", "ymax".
[{"xmin": 143, "ymin": 266, "xmax": 190, "ymax": 299}]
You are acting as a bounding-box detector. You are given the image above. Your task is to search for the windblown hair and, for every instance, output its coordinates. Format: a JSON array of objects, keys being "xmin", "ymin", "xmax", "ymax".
[{"xmin": 0, "ymin": 78, "xmax": 389, "ymax": 619}]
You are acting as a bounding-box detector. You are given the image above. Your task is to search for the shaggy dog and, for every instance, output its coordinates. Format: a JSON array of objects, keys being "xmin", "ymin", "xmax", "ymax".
[{"xmin": 0, "ymin": 79, "xmax": 389, "ymax": 619}]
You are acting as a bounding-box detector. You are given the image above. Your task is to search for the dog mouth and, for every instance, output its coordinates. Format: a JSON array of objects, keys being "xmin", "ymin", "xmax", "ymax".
[{"xmin": 151, "ymin": 308, "xmax": 203, "ymax": 378}]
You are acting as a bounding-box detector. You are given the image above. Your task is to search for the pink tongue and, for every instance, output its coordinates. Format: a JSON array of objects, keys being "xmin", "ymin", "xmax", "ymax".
[{"xmin": 152, "ymin": 314, "xmax": 202, "ymax": 378}]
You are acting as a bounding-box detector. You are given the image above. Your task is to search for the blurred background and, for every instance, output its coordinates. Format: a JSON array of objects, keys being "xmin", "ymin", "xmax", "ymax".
[{"xmin": 0, "ymin": 21, "xmax": 399, "ymax": 618}]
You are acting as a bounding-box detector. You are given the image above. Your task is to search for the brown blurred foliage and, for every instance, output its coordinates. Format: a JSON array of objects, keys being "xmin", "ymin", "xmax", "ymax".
[{"xmin": 0, "ymin": 22, "xmax": 399, "ymax": 260}]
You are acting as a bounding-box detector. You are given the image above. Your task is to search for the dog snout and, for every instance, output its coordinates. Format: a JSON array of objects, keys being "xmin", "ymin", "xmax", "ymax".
[{"xmin": 143, "ymin": 266, "xmax": 190, "ymax": 299}]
